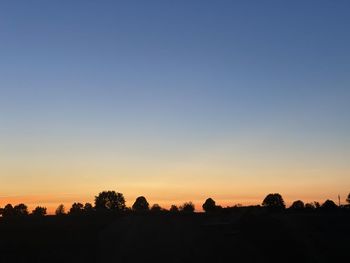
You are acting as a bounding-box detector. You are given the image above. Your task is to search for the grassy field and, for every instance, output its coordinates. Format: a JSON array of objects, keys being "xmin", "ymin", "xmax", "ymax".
[{"xmin": 0, "ymin": 209, "xmax": 349, "ymax": 263}]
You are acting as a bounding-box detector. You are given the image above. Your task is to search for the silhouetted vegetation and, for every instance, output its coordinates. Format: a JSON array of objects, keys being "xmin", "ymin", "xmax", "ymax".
[
  {"xmin": 262, "ymin": 193, "xmax": 286, "ymax": 211},
  {"xmin": 290, "ymin": 200, "xmax": 305, "ymax": 210},
  {"xmin": 84, "ymin": 203, "xmax": 94, "ymax": 214},
  {"xmin": 2, "ymin": 204, "xmax": 15, "ymax": 218},
  {"xmin": 202, "ymin": 198, "xmax": 217, "ymax": 213},
  {"xmin": 69, "ymin": 202, "xmax": 84, "ymax": 215},
  {"xmin": 180, "ymin": 202, "xmax": 195, "ymax": 213},
  {"xmin": 32, "ymin": 206, "xmax": 47, "ymax": 217},
  {"xmin": 14, "ymin": 204, "xmax": 29, "ymax": 216},
  {"xmin": 132, "ymin": 196, "xmax": 149, "ymax": 212},
  {"xmin": 170, "ymin": 205, "xmax": 179, "ymax": 213},
  {"xmin": 321, "ymin": 199, "xmax": 338, "ymax": 211},
  {"xmin": 150, "ymin": 203, "xmax": 162, "ymax": 212},
  {"xmin": 305, "ymin": 202, "xmax": 316, "ymax": 210},
  {"xmin": 1, "ymin": 191, "xmax": 350, "ymax": 262},
  {"xmin": 0, "ymin": 204, "xmax": 30, "ymax": 218},
  {"xmin": 95, "ymin": 191, "xmax": 126, "ymax": 212},
  {"xmin": 56, "ymin": 204, "xmax": 66, "ymax": 216},
  {"xmin": 347, "ymin": 193, "xmax": 350, "ymax": 204},
  {"xmin": 2, "ymin": 191, "xmax": 349, "ymax": 218},
  {"xmin": 2, "ymin": 192, "xmax": 349, "ymax": 218}
]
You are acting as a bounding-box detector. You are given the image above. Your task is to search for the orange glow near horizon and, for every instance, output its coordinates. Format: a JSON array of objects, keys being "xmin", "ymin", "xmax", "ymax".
[
  {"xmin": 1, "ymin": 190, "xmax": 347, "ymax": 215},
  {"xmin": 1, "ymin": 141, "xmax": 349, "ymax": 214},
  {"xmin": 1, "ymin": 0, "xmax": 350, "ymax": 221}
]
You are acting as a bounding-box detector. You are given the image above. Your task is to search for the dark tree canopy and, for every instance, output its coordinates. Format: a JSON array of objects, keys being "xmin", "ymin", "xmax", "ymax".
[
  {"xmin": 180, "ymin": 202, "xmax": 195, "ymax": 213},
  {"xmin": 170, "ymin": 205, "xmax": 179, "ymax": 213},
  {"xmin": 305, "ymin": 203, "xmax": 315, "ymax": 210},
  {"xmin": 69, "ymin": 203, "xmax": 84, "ymax": 215},
  {"xmin": 56, "ymin": 204, "xmax": 66, "ymax": 216},
  {"xmin": 132, "ymin": 196, "xmax": 149, "ymax": 212},
  {"xmin": 84, "ymin": 203, "xmax": 94, "ymax": 213},
  {"xmin": 13, "ymin": 204, "xmax": 29, "ymax": 216},
  {"xmin": 2, "ymin": 204, "xmax": 15, "ymax": 218},
  {"xmin": 32, "ymin": 206, "xmax": 47, "ymax": 217},
  {"xmin": 150, "ymin": 204, "xmax": 162, "ymax": 212},
  {"xmin": 1, "ymin": 204, "xmax": 29, "ymax": 218},
  {"xmin": 321, "ymin": 199, "xmax": 338, "ymax": 210},
  {"xmin": 95, "ymin": 191, "xmax": 126, "ymax": 212},
  {"xmin": 262, "ymin": 193, "xmax": 286, "ymax": 211},
  {"xmin": 202, "ymin": 198, "xmax": 216, "ymax": 213},
  {"xmin": 290, "ymin": 200, "xmax": 305, "ymax": 210},
  {"xmin": 347, "ymin": 193, "xmax": 350, "ymax": 204}
]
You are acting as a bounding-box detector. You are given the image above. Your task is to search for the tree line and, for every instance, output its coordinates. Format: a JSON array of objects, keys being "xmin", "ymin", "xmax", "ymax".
[{"xmin": 0, "ymin": 191, "xmax": 349, "ymax": 218}]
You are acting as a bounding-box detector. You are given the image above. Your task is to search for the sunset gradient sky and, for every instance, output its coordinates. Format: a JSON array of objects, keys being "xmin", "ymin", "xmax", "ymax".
[{"xmin": 1, "ymin": 1, "xmax": 349, "ymax": 213}]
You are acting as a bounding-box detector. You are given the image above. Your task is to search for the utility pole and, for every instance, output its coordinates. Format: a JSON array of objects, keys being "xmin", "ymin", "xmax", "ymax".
[{"xmin": 338, "ymin": 194, "xmax": 341, "ymax": 206}]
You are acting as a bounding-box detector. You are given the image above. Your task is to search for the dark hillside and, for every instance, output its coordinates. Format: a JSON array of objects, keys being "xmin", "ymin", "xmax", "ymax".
[{"xmin": 0, "ymin": 210, "xmax": 349, "ymax": 263}]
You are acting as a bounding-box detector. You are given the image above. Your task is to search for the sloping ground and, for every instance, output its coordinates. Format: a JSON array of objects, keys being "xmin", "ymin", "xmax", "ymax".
[{"xmin": 0, "ymin": 211, "xmax": 349, "ymax": 263}]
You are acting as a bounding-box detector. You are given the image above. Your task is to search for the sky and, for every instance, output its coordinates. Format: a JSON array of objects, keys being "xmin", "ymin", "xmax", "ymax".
[{"xmin": 0, "ymin": 1, "xmax": 349, "ymax": 213}]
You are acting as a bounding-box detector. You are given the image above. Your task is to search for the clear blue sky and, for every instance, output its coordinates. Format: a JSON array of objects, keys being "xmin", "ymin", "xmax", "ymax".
[{"xmin": 0, "ymin": 1, "xmax": 349, "ymax": 210}]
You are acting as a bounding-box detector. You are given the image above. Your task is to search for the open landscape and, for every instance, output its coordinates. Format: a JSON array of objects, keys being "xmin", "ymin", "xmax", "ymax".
[
  {"xmin": 1, "ymin": 1, "xmax": 349, "ymax": 262},
  {"xmin": 1, "ymin": 209, "xmax": 349, "ymax": 263},
  {"xmin": 1, "ymin": 192, "xmax": 350, "ymax": 263}
]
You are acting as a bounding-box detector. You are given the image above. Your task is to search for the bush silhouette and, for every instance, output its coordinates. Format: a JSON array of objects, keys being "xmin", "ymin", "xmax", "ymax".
[
  {"xmin": 69, "ymin": 203, "xmax": 84, "ymax": 215},
  {"xmin": 95, "ymin": 191, "xmax": 126, "ymax": 212},
  {"xmin": 170, "ymin": 205, "xmax": 179, "ymax": 213},
  {"xmin": 32, "ymin": 206, "xmax": 47, "ymax": 217},
  {"xmin": 321, "ymin": 200, "xmax": 337, "ymax": 210},
  {"xmin": 305, "ymin": 203, "xmax": 315, "ymax": 210},
  {"xmin": 347, "ymin": 193, "xmax": 350, "ymax": 204},
  {"xmin": 2, "ymin": 204, "xmax": 15, "ymax": 218},
  {"xmin": 132, "ymin": 196, "xmax": 149, "ymax": 212},
  {"xmin": 2, "ymin": 204, "xmax": 29, "ymax": 218},
  {"xmin": 13, "ymin": 204, "xmax": 29, "ymax": 216},
  {"xmin": 262, "ymin": 193, "xmax": 285, "ymax": 211},
  {"xmin": 150, "ymin": 204, "xmax": 162, "ymax": 212},
  {"xmin": 180, "ymin": 202, "xmax": 195, "ymax": 213},
  {"xmin": 84, "ymin": 203, "xmax": 94, "ymax": 213},
  {"xmin": 202, "ymin": 198, "xmax": 216, "ymax": 213},
  {"xmin": 56, "ymin": 204, "xmax": 66, "ymax": 216},
  {"xmin": 290, "ymin": 200, "xmax": 305, "ymax": 210}
]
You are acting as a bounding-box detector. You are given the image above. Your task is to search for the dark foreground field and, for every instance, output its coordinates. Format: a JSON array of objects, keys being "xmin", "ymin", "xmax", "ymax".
[{"xmin": 1, "ymin": 209, "xmax": 349, "ymax": 263}]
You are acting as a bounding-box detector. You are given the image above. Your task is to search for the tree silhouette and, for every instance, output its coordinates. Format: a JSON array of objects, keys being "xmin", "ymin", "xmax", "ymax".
[
  {"xmin": 13, "ymin": 204, "xmax": 29, "ymax": 216},
  {"xmin": 290, "ymin": 200, "xmax": 305, "ymax": 210},
  {"xmin": 170, "ymin": 205, "xmax": 179, "ymax": 213},
  {"xmin": 32, "ymin": 206, "xmax": 47, "ymax": 217},
  {"xmin": 84, "ymin": 203, "xmax": 94, "ymax": 213},
  {"xmin": 262, "ymin": 193, "xmax": 285, "ymax": 211},
  {"xmin": 2, "ymin": 204, "xmax": 15, "ymax": 218},
  {"xmin": 305, "ymin": 203, "xmax": 315, "ymax": 210},
  {"xmin": 202, "ymin": 198, "xmax": 216, "ymax": 213},
  {"xmin": 150, "ymin": 204, "xmax": 162, "ymax": 212},
  {"xmin": 321, "ymin": 199, "xmax": 337, "ymax": 210},
  {"xmin": 56, "ymin": 204, "xmax": 66, "ymax": 216},
  {"xmin": 69, "ymin": 203, "xmax": 84, "ymax": 215},
  {"xmin": 132, "ymin": 196, "xmax": 150, "ymax": 212},
  {"xmin": 180, "ymin": 202, "xmax": 195, "ymax": 213},
  {"xmin": 346, "ymin": 193, "xmax": 350, "ymax": 204},
  {"xmin": 95, "ymin": 191, "xmax": 126, "ymax": 212}
]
